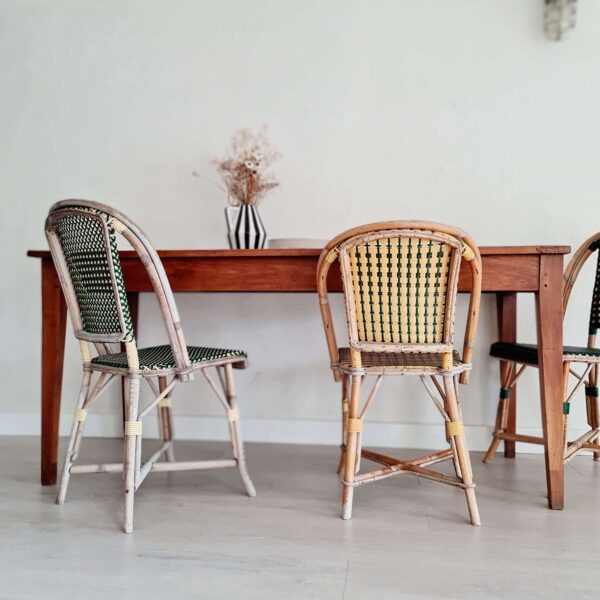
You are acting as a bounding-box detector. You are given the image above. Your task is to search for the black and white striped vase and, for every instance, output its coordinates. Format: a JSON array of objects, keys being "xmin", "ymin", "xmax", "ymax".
[{"xmin": 225, "ymin": 205, "xmax": 267, "ymax": 249}]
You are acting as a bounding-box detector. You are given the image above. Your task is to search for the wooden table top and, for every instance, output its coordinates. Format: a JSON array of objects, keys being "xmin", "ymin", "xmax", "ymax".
[{"xmin": 28, "ymin": 245, "xmax": 572, "ymax": 259}]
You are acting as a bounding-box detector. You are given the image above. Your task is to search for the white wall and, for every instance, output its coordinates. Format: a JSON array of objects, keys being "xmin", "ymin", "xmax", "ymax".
[{"xmin": 2, "ymin": 0, "xmax": 600, "ymax": 451}]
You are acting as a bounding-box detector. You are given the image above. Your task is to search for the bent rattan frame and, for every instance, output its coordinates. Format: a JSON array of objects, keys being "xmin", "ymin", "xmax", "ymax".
[
  {"xmin": 317, "ymin": 221, "xmax": 483, "ymax": 526},
  {"xmin": 484, "ymin": 230, "xmax": 600, "ymax": 464},
  {"xmin": 46, "ymin": 199, "xmax": 255, "ymax": 533}
]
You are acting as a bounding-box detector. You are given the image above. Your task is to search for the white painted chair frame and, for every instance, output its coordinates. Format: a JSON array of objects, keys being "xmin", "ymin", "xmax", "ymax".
[{"xmin": 46, "ymin": 199, "xmax": 255, "ymax": 533}]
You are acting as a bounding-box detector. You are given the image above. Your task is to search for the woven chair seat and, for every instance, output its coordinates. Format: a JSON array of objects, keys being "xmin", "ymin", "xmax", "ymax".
[
  {"xmin": 490, "ymin": 342, "xmax": 600, "ymax": 365},
  {"xmin": 336, "ymin": 347, "xmax": 468, "ymax": 374},
  {"xmin": 91, "ymin": 344, "xmax": 247, "ymax": 372}
]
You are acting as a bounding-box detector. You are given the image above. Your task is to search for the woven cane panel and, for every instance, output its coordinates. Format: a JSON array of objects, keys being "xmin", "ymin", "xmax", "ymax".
[
  {"xmin": 589, "ymin": 247, "xmax": 600, "ymax": 334},
  {"xmin": 345, "ymin": 236, "xmax": 453, "ymax": 345},
  {"xmin": 92, "ymin": 344, "xmax": 247, "ymax": 371},
  {"xmin": 490, "ymin": 342, "xmax": 600, "ymax": 365},
  {"xmin": 54, "ymin": 211, "xmax": 133, "ymax": 340},
  {"xmin": 337, "ymin": 347, "xmax": 462, "ymax": 371}
]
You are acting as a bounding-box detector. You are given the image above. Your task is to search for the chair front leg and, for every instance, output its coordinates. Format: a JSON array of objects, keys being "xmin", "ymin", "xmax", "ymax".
[
  {"xmin": 123, "ymin": 375, "xmax": 141, "ymax": 534},
  {"xmin": 56, "ymin": 369, "xmax": 92, "ymax": 505},
  {"xmin": 341, "ymin": 375, "xmax": 362, "ymax": 520},
  {"xmin": 445, "ymin": 375, "xmax": 480, "ymax": 526},
  {"xmin": 336, "ymin": 374, "xmax": 349, "ymax": 474}
]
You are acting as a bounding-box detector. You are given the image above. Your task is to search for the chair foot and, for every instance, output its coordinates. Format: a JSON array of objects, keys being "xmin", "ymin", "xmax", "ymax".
[
  {"xmin": 465, "ymin": 487, "xmax": 481, "ymax": 526},
  {"xmin": 55, "ymin": 464, "xmax": 71, "ymax": 505},
  {"xmin": 341, "ymin": 482, "xmax": 354, "ymax": 520},
  {"xmin": 341, "ymin": 499, "xmax": 353, "ymax": 520},
  {"xmin": 237, "ymin": 460, "xmax": 257, "ymax": 497},
  {"xmin": 165, "ymin": 444, "xmax": 175, "ymax": 462},
  {"xmin": 123, "ymin": 480, "xmax": 135, "ymax": 534},
  {"xmin": 482, "ymin": 436, "xmax": 501, "ymax": 463}
]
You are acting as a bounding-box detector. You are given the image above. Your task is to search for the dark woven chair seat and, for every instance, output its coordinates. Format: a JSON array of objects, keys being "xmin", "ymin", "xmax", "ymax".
[
  {"xmin": 490, "ymin": 342, "xmax": 600, "ymax": 365},
  {"xmin": 336, "ymin": 347, "xmax": 468, "ymax": 374},
  {"xmin": 92, "ymin": 344, "xmax": 247, "ymax": 372}
]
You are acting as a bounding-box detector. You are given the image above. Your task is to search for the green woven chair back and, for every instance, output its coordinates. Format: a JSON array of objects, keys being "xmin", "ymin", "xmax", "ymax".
[
  {"xmin": 588, "ymin": 240, "xmax": 600, "ymax": 335},
  {"xmin": 48, "ymin": 207, "xmax": 134, "ymax": 342},
  {"xmin": 339, "ymin": 232, "xmax": 461, "ymax": 347}
]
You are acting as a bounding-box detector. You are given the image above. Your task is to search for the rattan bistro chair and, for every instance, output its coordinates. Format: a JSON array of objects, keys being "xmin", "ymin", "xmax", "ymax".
[
  {"xmin": 484, "ymin": 232, "xmax": 600, "ymax": 464},
  {"xmin": 317, "ymin": 221, "xmax": 482, "ymax": 525},
  {"xmin": 46, "ymin": 200, "xmax": 255, "ymax": 533}
]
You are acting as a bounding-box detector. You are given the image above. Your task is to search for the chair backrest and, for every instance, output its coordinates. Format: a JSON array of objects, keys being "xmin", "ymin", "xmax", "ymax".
[
  {"xmin": 45, "ymin": 200, "xmax": 192, "ymax": 378},
  {"xmin": 317, "ymin": 221, "xmax": 482, "ymax": 383},
  {"xmin": 563, "ymin": 231, "xmax": 600, "ymax": 344}
]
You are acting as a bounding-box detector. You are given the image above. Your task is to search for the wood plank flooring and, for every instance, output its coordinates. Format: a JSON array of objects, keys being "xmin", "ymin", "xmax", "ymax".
[{"xmin": 1, "ymin": 438, "xmax": 600, "ymax": 599}]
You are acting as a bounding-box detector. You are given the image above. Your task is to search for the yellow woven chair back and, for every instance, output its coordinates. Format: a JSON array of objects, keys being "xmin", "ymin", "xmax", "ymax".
[
  {"xmin": 318, "ymin": 221, "xmax": 481, "ymax": 382},
  {"xmin": 340, "ymin": 232, "xmax": 460, "ymax": 347},
  {"xmin": 336, "ymin": 227, "xmax": 474, "ymax": 357}
]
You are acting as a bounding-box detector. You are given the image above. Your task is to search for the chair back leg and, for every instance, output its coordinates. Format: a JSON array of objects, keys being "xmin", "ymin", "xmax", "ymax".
[
  {"xmin": 223, "ymin": 364, "xmax": 256, "ymax": 497},
  {"xmin": 483, "ymin": 362, "xmax": 515, "ymax": 464},
  {"xmin": 157, "ymin": 375, "xmax": 175, "ymax": 462}
]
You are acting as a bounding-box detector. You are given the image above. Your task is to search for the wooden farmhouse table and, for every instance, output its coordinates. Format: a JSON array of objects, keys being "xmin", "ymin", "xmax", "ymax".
[{"xmin": 28, "ymin": 245, "xmax": 570, "ymax": 509}]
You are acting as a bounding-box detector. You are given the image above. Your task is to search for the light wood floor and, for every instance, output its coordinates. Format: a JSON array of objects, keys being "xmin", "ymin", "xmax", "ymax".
[{"xmin": 2, "ymin": 437, "xmax": 600, "ymax": 599}]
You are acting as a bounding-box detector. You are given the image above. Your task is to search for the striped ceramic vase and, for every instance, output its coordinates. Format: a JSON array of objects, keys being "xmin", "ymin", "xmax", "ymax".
[{"xmin": 225, "ymin": 205, "xmax": 267, "ymax": 249}]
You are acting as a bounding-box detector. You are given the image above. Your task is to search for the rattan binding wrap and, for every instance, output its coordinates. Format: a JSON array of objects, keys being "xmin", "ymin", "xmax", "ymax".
[
  {"xmin": 74, "ymin": 408, "xmax": 88, "ymax": 422},
  {"xmin": 124, "ymin": 421, "xmax": 142, "ymax": 436},
  {"xmin": 445, "ymin": 421, "xmax": 464, "ymax": 437},
  {"xmin": 346, "ymin": 418, "xmax": 363, "ymax": 433},
  {"xmin": 79, "ymin": 341, "xmax": 91, "ymax": 362}
]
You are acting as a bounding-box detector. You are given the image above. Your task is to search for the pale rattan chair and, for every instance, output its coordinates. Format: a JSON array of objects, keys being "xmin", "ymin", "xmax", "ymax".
[
  {"xmin": 484, "ymin": 232, "xmax": 600, "ymax": 464},
  {"xmin": 46, "ymin": 200, "xmax": 255, "ymax": 533},
  {"xmin": 317, "ymin": 221, "xmax": 482, "ymax": 525}
]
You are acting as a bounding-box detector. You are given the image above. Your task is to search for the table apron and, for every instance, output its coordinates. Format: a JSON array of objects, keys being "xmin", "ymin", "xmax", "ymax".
[{"xmin": 119, "ymin": 254, "xmax": 541, "ymax": 293}]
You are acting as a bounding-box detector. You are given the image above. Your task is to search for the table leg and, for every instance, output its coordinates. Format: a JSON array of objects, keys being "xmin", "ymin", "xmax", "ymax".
[
  {"xmin": 497, "ymin": 292, "xmax": 517, "ymax": 458},
  {"xmin": 41, "ymin": 258, "xmax": 67, "ymax": 486},
  {"xmin": 536, "ymin": 254, "xmax": 565, "ymax": 510}
]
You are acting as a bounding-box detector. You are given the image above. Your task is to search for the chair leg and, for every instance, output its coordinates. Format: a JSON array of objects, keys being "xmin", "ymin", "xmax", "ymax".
[
  {"xmin": 158, "ymin": 376, "xmax": 175, "ymax": 462},
  {"xmin": 483, "ymin": 363, "xmax": 514, "ymax": 464},
  {"xmin": 337, "ymin": 375, "xmax": 349, "ymax": 475},
  {"xmin": 341, "ymin": 375, "xmax": 361, "ymax": 520},
  {"xmin": 123, "ymin": 375, "xmax": 140, "ymax": 534},
  {"xmin": 444, "ymin": 375, "xmax": 480, "ymax": 526},
  {"xmin": 56, "ymin": 370, "xmax": 92, "ymax": 505},
  {"xmin": 586, "ymin": 365, "xmax": 600, "ymax": 461},
  {"xmin": 562, "ymin": 362, "xmax": 571, "ymax": 455},
  {"xmin": 223, "ymin": 364, "xmax": 256, "ymax": 497},
  {"xmin": 442, "ymin": 388, "xmax": 462, "ymax": 478}
]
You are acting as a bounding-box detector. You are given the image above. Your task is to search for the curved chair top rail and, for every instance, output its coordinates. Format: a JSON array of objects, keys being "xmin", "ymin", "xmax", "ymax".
[
  {"xmin": 316, "ymin": 221, "xmax": 482, "ymax": 384},
  {"xmin": 563, "ymin": 230, "xmax": 600, "ymax": 341},
  {"xmin": 45, "ymin": 199, "xmax": 192, "ymax": 377}
]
